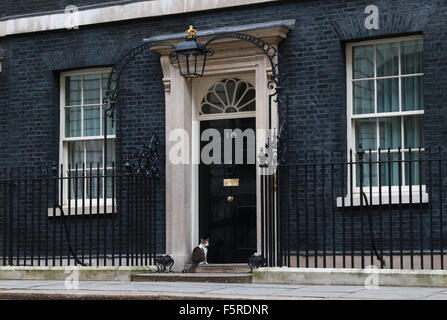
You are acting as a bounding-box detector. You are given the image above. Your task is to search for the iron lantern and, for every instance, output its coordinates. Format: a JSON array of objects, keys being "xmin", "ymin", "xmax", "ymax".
[{"xmin": 172, "ymin": 26, "xmax": 208, "ymax": 79}]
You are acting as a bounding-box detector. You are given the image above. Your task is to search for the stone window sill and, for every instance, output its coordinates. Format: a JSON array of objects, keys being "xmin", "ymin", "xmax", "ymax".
[
  {"xmin": 47, "ymin": 201, "xmax": 116, "ymax": 217},
  {"xmin": 336, "ymin": 191, "xmax": 429, "ymax": 207}
]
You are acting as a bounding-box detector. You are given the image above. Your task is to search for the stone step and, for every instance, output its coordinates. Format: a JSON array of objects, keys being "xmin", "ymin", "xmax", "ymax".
[
  {"xmin": 131, "ymin": 273, "xmax": 252, "ymax": 284},
  {"xmin": 194, "ymin": 263, "xmax": 251, "ymax": 273}
]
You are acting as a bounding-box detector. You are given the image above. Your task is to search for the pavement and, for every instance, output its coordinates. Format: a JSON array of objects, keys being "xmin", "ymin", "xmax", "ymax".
[{"xmin": 0, "ymin": 280, "xmax": 446, "ymax": 299}]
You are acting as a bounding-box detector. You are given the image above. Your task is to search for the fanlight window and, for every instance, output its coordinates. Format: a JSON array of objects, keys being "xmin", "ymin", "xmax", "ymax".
[{"xmin": 200, "ymin": 78, "xmax": 255, "ymax": 115}]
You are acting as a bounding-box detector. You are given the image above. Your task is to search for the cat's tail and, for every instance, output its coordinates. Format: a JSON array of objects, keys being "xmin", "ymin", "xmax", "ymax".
[{"xmin": 182, "ymin": 262, "xmax": 198, "ymax": 273}]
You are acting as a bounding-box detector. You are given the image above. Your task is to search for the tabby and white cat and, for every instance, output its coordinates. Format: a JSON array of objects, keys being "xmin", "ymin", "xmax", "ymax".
[{"xmin": 182, "ymin": 238, "xmax": 209, "ymax": 273}]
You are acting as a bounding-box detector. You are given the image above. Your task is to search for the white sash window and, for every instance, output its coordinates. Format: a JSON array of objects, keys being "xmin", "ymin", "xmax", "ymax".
[
  {"xmin": 346, "ymin": 36, "xmax": 424, "ymax": 189},
  {"xmin": 60, "ymin": 68, "xmax": 115, "ymax": 201}
]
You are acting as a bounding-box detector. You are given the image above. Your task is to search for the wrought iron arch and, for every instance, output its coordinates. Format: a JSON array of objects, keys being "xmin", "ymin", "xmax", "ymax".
[{"xmin": 103, "ymin": 32, "xmax": 284, "ymax": 132}]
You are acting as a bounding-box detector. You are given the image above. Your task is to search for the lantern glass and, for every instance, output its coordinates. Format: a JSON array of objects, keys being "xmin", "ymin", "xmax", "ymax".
[
  {"xmin": 196, "ymin": 53, "xmax": 206, "ymax": 76},
  {"xmin": 177, "ymin": 53, "xmax": 189, "ymax": 77},
  {"xmin": 176, "ymin": 49, "xmax": 206, "ymax": 78}
]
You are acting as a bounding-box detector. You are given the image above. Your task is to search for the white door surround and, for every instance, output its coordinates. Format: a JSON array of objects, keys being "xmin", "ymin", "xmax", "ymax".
[{"xmin": 150, "ymin": 22, "xmax": 293, "ymax": 270}]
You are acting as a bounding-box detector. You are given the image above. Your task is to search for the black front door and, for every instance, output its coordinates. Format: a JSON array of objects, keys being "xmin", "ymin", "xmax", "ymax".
[{"xmin": 199, "ymin": 117, "xmax": 257, "ymax": 263}]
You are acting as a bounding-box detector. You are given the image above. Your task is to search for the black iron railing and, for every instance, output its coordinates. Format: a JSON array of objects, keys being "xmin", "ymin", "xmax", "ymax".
[
  {"xmin": 261, "ymin": 146, "xmax": 447, "ymax": 270},
  {"xmin": 0, "ymin": 163, "xmax": 159, "ymax": 267}
]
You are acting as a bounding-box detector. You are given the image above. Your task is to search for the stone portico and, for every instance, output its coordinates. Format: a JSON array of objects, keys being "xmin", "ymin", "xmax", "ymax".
[{"xmin": 147, "ymin": 20, "xmax": 295, "ymax": 270}]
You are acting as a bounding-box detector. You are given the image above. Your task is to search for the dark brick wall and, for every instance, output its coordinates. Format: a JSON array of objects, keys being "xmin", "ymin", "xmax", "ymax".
[
  {"xmin": 0, "ymin": 0, "xmax": 446, "ymax": 259},
  {"xmin": 0, "ymin": 41, "xmax": 8, "ymax": 169}
]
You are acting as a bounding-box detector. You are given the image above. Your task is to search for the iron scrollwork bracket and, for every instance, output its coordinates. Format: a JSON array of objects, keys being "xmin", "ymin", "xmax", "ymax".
[
  {"xmin": 258, "ymin": 138, "xmax": 271, "ymax": 169},
  {"xmin": 248, "ymin": 254, "xmax": 267, "ymax": 273},
  {"xmin": 154, "ymin": 255, "xmax": 175, "ymax": 273},
  {"xmin": 277, "ymin": 122, "xmax": 288, "ymax": 165},
  {"xmin": 124, "ymin": 134, "xmax": 161, "ymax": 178},
  {"xmin": 258, "ymin": 124, "xmax": 288, "ymax": 173}
]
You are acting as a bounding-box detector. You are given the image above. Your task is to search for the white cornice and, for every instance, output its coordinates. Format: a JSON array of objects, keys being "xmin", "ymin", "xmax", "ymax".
[
  {"xmin": 0, "ymin": 0, "xmax": 278, "ymax": 38},
  {"xmin": 149, "ymin": 20, "xmax": 294, "ymax": 59}
]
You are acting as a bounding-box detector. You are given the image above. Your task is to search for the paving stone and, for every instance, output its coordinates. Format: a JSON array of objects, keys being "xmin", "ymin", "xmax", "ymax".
[
  {"xmin": 126, "ymin": 281, "xmax": 230, "ymax": 291},
  {"xmin": 206, "ymin": 287, "xmax": 294, "ymax": 296},
  {"xmin": 285, "ymin": 289, "xmax": 355, "ymax": 298},
  {"xmin": 422, "ymin": 294, "xmax": 447, "ymax": 300},
  {"xmin": 232, "ymin": 283, "xmax": 305, "ymax": 289},
  {"xmin": 0, "ymin": 280, "xmax": 445, "ymax": 300},
  {"xmin": 291, "ymin": 285, "xmax": 365, "ymax": 293},
  {"xmin": 0, "ymin": 281, "xmax": 56, "ymax": 289}
]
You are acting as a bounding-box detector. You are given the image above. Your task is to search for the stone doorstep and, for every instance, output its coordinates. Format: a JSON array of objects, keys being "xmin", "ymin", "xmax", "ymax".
[
  {"xmin": 131, "ymin": 273, "xmax": 252, "ymax": 284},
  {"xmin": 132, "ymin": 262, "xmax": 252, "ymax": 283},
  {"xmin": 252, "ymin": 267, "xmax": 447, "ymax": 288},
  {"xmin": 190, "ymin": 263, "xmax": 251, "ymax": 273},
  {"xmin": 0, "ymin": 266, "xmax": 157, "ymax": 281}
]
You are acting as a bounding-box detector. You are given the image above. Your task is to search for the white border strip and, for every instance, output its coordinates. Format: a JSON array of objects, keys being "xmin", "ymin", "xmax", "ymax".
[{"xmin": 0, "ymin": 0, "xmax": 278, "ymax": 37}]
